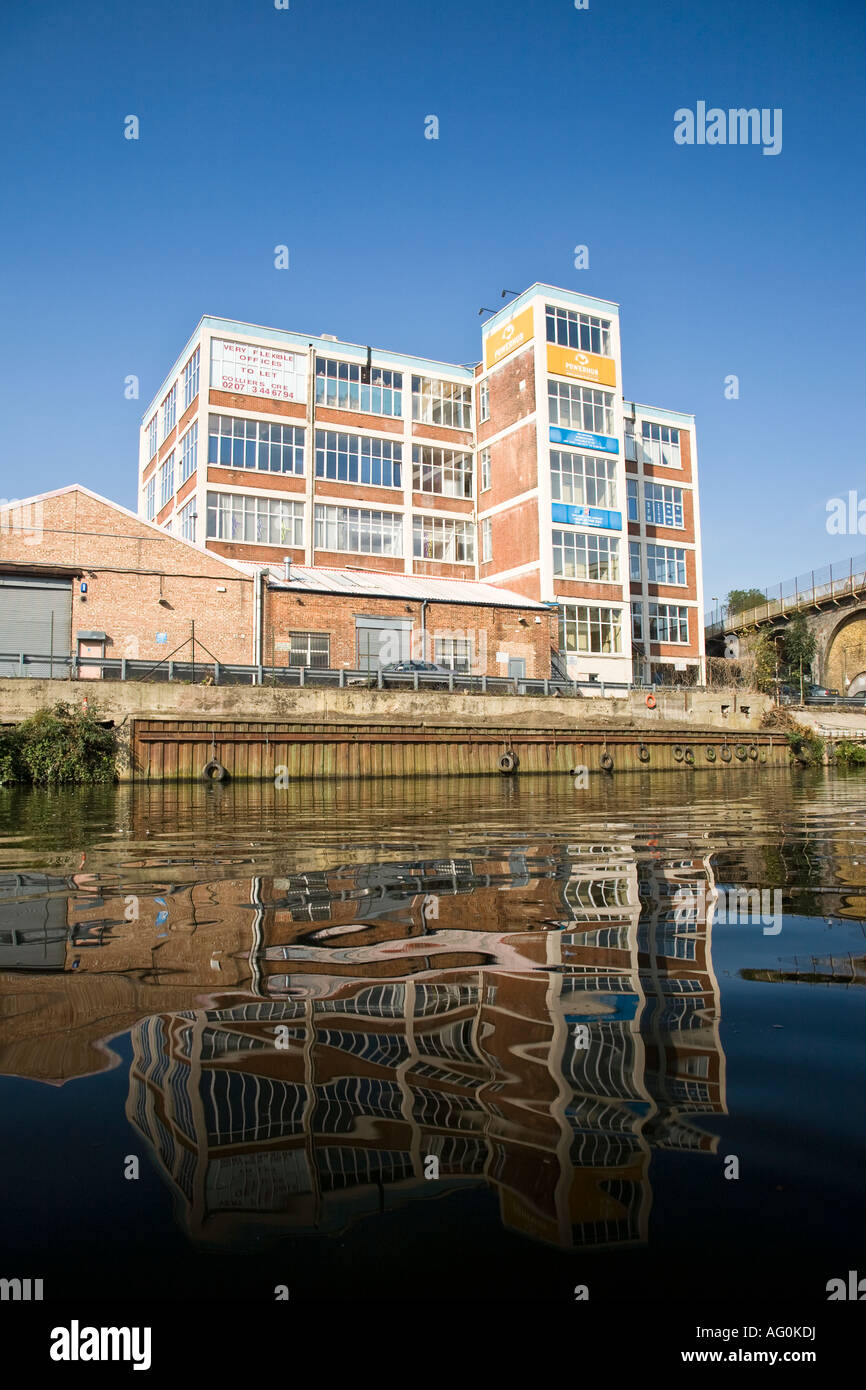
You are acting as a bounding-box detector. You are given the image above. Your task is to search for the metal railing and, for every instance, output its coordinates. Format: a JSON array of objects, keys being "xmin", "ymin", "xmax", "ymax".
[
  {"xmin": 705, "ymin": 552, "xmax": 866, "ymax": 635},
  {"xmin": 0, "ymin": 651, "xmax": 646, "ymax": 699}
]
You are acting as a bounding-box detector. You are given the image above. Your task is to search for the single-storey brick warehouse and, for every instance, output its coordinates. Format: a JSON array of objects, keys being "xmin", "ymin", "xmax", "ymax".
[{"xmin": 0, "ymin": 487, "xmax": 555, "ymax": 678}]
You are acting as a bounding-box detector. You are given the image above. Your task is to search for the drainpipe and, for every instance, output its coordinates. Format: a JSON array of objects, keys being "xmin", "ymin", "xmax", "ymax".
[
  {"xmin": 253, "ymin": 567, "xmax": 268, "ymax": 679},
  {"xmin": 420, "ymin": 599, "xmax": 429, "ymax": 662}
]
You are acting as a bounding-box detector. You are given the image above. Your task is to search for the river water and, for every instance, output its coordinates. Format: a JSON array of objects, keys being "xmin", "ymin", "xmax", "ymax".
[{"xmin": 1, "ymin": 769, "xmax": 865, "ymax": 1303}]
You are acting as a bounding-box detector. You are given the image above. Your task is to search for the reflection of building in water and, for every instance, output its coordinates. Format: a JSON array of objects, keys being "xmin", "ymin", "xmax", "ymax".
[{"xmin": 125, "ymin": 844, "xmax": 726, "ymax": 1253}]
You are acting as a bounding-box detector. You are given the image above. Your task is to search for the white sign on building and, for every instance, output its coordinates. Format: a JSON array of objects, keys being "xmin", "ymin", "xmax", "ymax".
[{"xmin": 210, "ymin": 339, "xmax": 307, "ymax": 402}]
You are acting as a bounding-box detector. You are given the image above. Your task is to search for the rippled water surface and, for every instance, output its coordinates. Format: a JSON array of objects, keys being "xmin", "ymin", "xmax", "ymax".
[{"xmin": 1, "ymin": 769, "xmax": 865, "ymax": 1302}]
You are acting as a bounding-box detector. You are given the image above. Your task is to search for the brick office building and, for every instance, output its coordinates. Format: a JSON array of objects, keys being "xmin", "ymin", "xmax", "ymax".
[
  {"xmin": 0, "ymin": 487, "xmax": 551, "ymax": 678},
  {"xmin": 137, "ymin": 282, "xmax": 705, "ymax": 687}
]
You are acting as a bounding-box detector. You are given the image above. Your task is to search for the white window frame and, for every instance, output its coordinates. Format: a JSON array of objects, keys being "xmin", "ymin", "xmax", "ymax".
[
  {"xmin": 412, "ymin": 376, "xmax": 473, "ymax": 431},
  {"xmin": 545, "ymin": 304, "xmax": 612, "ymax": 358},
  {"xmin": 640, "ymin": 420, "xmax": 681, "ymax": 469},
  {"xmin": 552, "ymin": 531, "xmax": 619, "ymax": 582},
  {"xmin": 480, "ymin": 447, "xmax": 491, "ymax": 492},
  {"xmin": 551, "ymin": 450, "xmax": 617, "ymax": 509},
  {"xmin": 162, "ymin": 384, "xmax": 176, "ymax": 440},
  {"xmin": 413, "ymin": 515, "xmax": 475, "ymax": 563},
  {"xmin": 412, "ymin": 445, "xmax": 473, "ymax": 498},
  {"xmin": 548, "ymin": 381, "xmax": 614, "ymax": 435},
  {"xmin": 207, "ymin": 492, "xmax": 304, "ymax": 547},
  {"xmin": 314, "ymin": 503, "xmax": 403, "ymax": 557},
  {"xmin": 482, "ymin": 517, "xmax": 492, "ymax": 562},
  {"xmin": 178, "ymin": 498, "xmax": 197, "ymax": 542},
  {"xmin": 645, "ymin": 543, "xmax": 687, "ymax": 586},
  {"xmin": 558, "ymin": 604, "xmax": 622, "ymax": 655},
  {"xmin": 183, "ymin": 348, "xmax": 200, "ymax": 410},
  {"xmin": 159, "ymin": 453, "xmax": 175, "ymax": 509},
  {"xmin": 644, "ymin": 483, "xmax": 684, "ymax": 529},
  {"xmin": 648, "ymin": 603, "xmax": 690, "ymax": 644},
  {"xmin": 179, "ymin": 422, "xmax": 198, "ymax": 483}
]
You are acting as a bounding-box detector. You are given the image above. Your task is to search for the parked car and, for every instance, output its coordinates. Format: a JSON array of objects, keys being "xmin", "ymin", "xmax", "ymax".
[
  {"xmin": 382, "ymin": 660, "xmax": 451, "ymax": 674},
  {"xmin": 382, "ymin": 660, "xmax": 452, "ymax": 688}
]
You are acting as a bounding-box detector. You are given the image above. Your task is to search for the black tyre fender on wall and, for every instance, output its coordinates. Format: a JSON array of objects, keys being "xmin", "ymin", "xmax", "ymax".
[
  {"xmin": 720, "ymin": 746, "xmax": 732, "ymax": 763},
  {"xmin": 600, "ymin": 752, "xmax": 614, "ymax": 773},
  {"xmin": 705, "ymin": 746, "xmax": 717, "ymax": 762},
  {"xmin": 498, "ymin": 751, "xmax": 519, "ymax": 775},
  {"xmin": 201, "ymin": 759, "xmax": 228, "ymax": 782}
]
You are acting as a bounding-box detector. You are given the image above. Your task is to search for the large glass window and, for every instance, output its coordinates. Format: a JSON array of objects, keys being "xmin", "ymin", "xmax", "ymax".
[
  {"xmin": 646, "ymin": 543, "xmax": 686, "ymax": 585},
  {"xmin": 480, "ymin": 447, "xmax": 491, "ymax": 491},
  {"xmin": 648, "ymin": 604, "xmax": 689, "ymax": 643},
  {"xmin": 314, "ymin": 504, "xmax": 403, "ymax": 557},
  {"xmin": 558, "ymin": 604, "xmax": 622, "ymax": 654},
  {"xmin": 286, "ymin": 632, "xmax": 330, "ymax": 668},
  {"xmin": 206, "ymin": 492, "xmax": 304, "ymax": 547},
  {"xmin": 413, "ymin": 515, "xmax": 475, "ymax": 563},
  {"xmin": 629, "ymin": 540, "xmax": 642, "ymax": 581},
  {"xmin": 183, "ymin": 348, "xmax": 200, "ymax": 409},
  {"xmin": 627, "ymin": 478, "xmax": 638, "ymax": 522},
  {"xmin": 412, "ymin": 446, "xmax": 472, "ymax": 498},
  {"xmin": 412, "ymin": 376, "xmax": 472, "ymax": 430},
  {"xmin": 640, "ymin": 421, "xmax": 681, "ymax": 468},
  {"xmin": 480, "ymin": 381, "xmax": 490, "ymax": 423},
  {"xmin": 162, "ymin": 385, "xmax": 176, "ymax": 439},
  {"xmin": 179, "ymin": 498, "xmax": 197, "ymax": 542},
  {"xmin": 434, "ymin": 637, "xmax": 474, "ymax": 673},
  {"xmin": 315, "ymin": 357, "xmax": 402, "ymax": 417},
  {"xmin": 482, "ymin": 517, "xmax": 492, "ymax": 562},
  {"xmin": 548, "ymin": 381, "xmax": 614, "ymax": 435},
  {"xmin": 631, "ymin": 600, "xmax": 644, "ymax": 641},
  {"xmin": 179, "ymin": 422, "xmax": 198, "ymax": 483},
  {"xmin": 159, "ymin": 453, "xmax": 174, "ymax": 508},
  {"xmin": 145, "ymin": 476, "xmax": 156, "ymax": 521},
  {"xmin": 644, "ymin": 483, "xmax": 684, "ymax": 529},
  {"xmin": 551, "ymin": 451, "xmax": 617, "ymax": 508},
  {"xmin": 553, "ymin": 531, "xmax": 619, "ymax": 582},
  {"xmin": 146, "ymin": 416, "xmax": 158, "ymax": 458},
  {"xmin": 208, "ymin": 415, "xmax": 304, "ymax": 475},
  {"xmin": 545, "ymin": 304, "xmax": 612, "ymax": 357},
  {"xmin": 316, "ymin": 430, "xmax": 402, "ymax": 488}
]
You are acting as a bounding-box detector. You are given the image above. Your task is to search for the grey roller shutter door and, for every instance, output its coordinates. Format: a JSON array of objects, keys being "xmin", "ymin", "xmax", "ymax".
[{"xmin": 0, "ymin": 575, "xmax": 72, "ymax": 676}]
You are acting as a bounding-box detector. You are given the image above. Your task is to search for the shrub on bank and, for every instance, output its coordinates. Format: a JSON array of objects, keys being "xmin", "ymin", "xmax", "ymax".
[
  {"xmin": 0, "ymin": 703, "xmax": 118, "ymax": 786},
  {"xmin": 834, "ymin": 740, "xmax": 866, "ymax": 766}
]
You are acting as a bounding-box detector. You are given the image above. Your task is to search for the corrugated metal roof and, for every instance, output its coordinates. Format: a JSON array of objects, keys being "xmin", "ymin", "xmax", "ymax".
[{"xmin": 262, "ymin": 563, "xmax": 549, "ymax": 609}]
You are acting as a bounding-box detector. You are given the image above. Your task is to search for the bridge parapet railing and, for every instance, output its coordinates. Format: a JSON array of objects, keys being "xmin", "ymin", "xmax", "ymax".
[{"xmin": 706, "ymin": 558, "xmax": 866, "ymax": 635}]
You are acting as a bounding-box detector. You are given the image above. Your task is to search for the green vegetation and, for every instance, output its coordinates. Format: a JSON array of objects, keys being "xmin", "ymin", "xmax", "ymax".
[
  {"xmin": 727, "ymin": 587, "xmax": 768, "ymax": 616},
  {"xmin": 753, "ymin": 631, "xmax": 779, "ymax": 692},
  {"xmin": 834, "ymin": 740, "xmax": 866, "ymax": 766},
  {"xmin": 785, "ymin": 726, "xmax": 825, "ymax": 766},
  {"xmin": 0, "ymin": 703, "xmax": 118, "ymax": 786},
  {"xmin": 780, "ymin": 612, "xmax": 817, "ymax": 687}
]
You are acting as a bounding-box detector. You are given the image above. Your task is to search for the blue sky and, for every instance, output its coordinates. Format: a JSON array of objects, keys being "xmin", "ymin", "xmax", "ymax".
[{"xmin": 2, "ymin": 0, "xmax": 864, "ymax": 604}]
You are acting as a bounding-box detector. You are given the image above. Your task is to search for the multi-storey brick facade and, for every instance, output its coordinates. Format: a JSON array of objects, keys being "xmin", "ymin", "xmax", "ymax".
[
  {"xmin": 0, "ymin": 487, "xmax": 552, "ymax": 678},
  {"xmin": 137, "ymin": 284, "xmax": 704, "ymax": 686}
]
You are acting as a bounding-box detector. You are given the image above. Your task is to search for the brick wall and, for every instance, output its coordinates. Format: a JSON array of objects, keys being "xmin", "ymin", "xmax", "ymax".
[
  {"xmin": 264, "ymin": 589, "xmax": 556, "ymax": 677},
  {"xmin": 0, "ymin": 488, "xmax": 254, "ymax": 665}
]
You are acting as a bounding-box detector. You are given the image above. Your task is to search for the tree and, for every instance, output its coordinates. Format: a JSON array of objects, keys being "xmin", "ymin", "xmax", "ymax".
[
  {"xmin": 753, "ymin": 631, "xmax": 780, "ymax": 692},
  {"xmin": 781, "ymin": 612, "xmax": 816, "ymax": 689},
  {"xmin": 727, "ymin": 587, "xmax": 767, "ymax": 616}
]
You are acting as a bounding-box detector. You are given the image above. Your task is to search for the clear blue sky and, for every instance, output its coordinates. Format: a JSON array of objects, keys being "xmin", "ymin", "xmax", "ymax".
[{"xmin": 2, "ymin": 0, "xmax": 864, "ymax": 605}]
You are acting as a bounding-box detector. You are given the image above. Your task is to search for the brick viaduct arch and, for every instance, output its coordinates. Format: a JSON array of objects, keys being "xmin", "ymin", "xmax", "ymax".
[{"xmin": 814, "ymin": 604, "xmax": 866, "ymax": 692}]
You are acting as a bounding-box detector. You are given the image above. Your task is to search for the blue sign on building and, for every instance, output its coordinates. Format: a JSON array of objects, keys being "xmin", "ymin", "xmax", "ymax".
[
  {"xmin": 552, "ymin": 502, "xmax": 622, "ymax": 531},
  {"xmin": 549, "ymin": 425, "xmax": 619, "ymax": 454}
]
